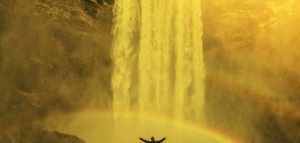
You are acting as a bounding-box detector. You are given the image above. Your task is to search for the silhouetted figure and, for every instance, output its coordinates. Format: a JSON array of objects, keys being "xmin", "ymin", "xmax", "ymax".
[{"xmin": 139, "ymin": 137, "xmax": 166, "ymax": 143}]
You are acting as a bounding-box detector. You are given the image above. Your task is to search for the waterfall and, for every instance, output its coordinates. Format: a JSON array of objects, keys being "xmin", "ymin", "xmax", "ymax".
[{"xmin": 112, "ymin": 0, "xmax": 205, "ymax": 122}]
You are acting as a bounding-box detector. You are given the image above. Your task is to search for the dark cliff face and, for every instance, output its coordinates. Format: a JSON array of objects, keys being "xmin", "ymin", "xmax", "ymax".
[
  {"xmin": 203, "ymin": 1, "xmax": 300, "ymax": 143},
  {"xmin": 0, "ymin": 0, "xmax": 113, "ymax": 142}
]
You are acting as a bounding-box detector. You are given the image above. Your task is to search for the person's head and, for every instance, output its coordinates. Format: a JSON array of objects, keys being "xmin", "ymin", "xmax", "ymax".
[{"xmin": 151, "ymin": 137, "xmax": 154, "ymax": 141}]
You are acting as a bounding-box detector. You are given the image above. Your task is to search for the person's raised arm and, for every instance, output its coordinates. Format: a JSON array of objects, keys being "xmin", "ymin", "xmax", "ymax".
[
  {"xmin": 158, "ymin": 137, "xmax": 166, "ymax": 143},
  {"xmin": 139, "ymin": 137, "xmax": 149, "ymax": 143}
]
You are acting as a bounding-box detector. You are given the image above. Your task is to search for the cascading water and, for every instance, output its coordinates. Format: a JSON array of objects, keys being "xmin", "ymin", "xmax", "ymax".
[{"xmin": 112, "ymin": 0, "xmax": 205, "ymax": 122}]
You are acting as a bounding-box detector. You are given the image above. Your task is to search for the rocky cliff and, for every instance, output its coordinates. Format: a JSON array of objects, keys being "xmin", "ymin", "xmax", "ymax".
[{"xmin": 0, "ymin": 0, "xmax": 114, "ymax": 142}]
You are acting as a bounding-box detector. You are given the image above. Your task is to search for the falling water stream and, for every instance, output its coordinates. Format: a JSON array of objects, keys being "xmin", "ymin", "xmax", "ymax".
[
  {"xmin": 44, "ymin": 1, "xmax": 230, "ymax": 143},
  {"xmin": 112, "ymin": 0, "xmax": 205, "ymax": 122}
]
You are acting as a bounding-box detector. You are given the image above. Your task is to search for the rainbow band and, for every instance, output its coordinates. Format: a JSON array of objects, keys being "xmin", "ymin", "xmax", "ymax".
[{"xmin": 45, "ymin": 110, "xmax": 239, "ymax": 143}]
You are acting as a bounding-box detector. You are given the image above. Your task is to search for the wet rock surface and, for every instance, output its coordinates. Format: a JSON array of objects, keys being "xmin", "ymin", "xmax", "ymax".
[
  {"xmin": 0, "ymin": 127, "xmax": 85, "ymax": 143},
  {"xmin": 0, "ymin": 0, "xmax": 112, "ymax": 142}
]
